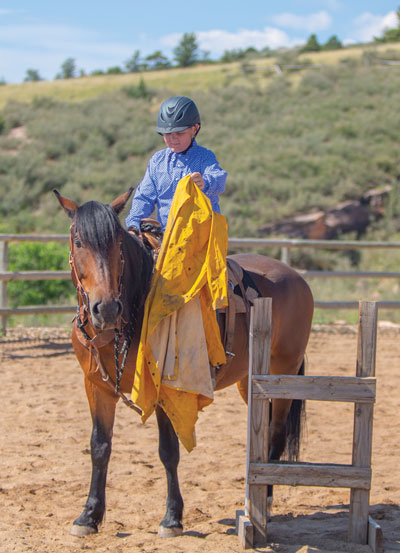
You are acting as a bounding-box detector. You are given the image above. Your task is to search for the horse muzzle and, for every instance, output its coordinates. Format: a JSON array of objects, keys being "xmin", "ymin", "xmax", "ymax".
[{"xmin": 91, "ymin": 298, "xmax": 123, "ymax": 329}]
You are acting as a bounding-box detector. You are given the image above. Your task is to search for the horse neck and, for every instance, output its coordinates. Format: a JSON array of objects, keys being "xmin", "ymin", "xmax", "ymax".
[{"xmin": 120, "ymin": 231, "xmax": 154, "ymax": 329}]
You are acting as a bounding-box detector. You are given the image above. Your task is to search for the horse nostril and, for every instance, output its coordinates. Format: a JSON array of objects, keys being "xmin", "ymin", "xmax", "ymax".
[{"xmin": 91, "ymin": 299, "xmax": 122, "ymax": 324}]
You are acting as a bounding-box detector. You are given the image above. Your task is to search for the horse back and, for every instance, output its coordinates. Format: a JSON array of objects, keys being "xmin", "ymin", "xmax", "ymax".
[{"xmin": 225, "ymin": 253, "xmax": 313, "ymax": 377}]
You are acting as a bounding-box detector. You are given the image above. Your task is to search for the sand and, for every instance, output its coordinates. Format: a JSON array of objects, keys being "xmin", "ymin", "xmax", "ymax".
[{"xmin": 0, "ymin": 326, "xmax": 399, "ymax": 553}]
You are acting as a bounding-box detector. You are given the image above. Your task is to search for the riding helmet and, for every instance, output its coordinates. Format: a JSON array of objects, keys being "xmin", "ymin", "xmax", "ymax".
[{"xmin": 156, "ymin": 96, "xmax": 201, "ymax": 135}]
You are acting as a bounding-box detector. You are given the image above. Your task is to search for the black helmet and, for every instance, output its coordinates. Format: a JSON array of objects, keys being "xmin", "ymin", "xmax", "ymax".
[{"xmin": 156, "ymin": 96, "xmax": 201, "ymax": 135}]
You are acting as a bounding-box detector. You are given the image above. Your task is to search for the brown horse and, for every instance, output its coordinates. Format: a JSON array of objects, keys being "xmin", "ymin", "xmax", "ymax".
[{"xmin": 54, "ymin": 188, "xmax": 314, "ymax": 538}]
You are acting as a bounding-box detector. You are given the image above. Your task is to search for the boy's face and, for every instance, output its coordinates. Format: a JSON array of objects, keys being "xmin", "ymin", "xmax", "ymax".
[{"xmin": 163, "ymin": 125, "xmax": 198, "ymax": 153}]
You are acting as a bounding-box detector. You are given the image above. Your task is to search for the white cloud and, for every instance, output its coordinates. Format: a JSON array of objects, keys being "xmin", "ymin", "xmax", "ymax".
[
  {"xmin": 0, "ymin": 9, "xmax": 13, "ymax": 15},
  {"xmin": 161, "ymin": 26, "xmax": 302, "ymax": 56},
  {"xmin": 271, "ymin": 11, "xmax": 332, "ymax": 32},
  {"xmin": 0, "ymin": 24, "xmax": 129, "ymax": 56},
  {"xmin": 324, "ymin": 0, "xmax": 342, "ymax": 10},
  {"xmin": 0, "ymin": 23, "xmax": 141, "ymax": 81},
  {"xmin": 352, "ymin": 11, "xmax": 398, "ymax": 42}
]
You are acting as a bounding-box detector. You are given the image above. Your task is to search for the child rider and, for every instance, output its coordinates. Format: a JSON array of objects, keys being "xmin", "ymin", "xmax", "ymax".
[{"xmin": 125, "ymin": 96, "xmax": 227, "ymax": 234}]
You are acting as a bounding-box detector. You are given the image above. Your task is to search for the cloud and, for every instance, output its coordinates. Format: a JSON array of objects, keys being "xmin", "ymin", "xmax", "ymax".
[
  {"xmin": 0, "ymin": 9, "xmax": 13, "ymax": 15},
  {"xmin": 352, "ymin": 10, "xmax": 398, "ymax": 42},
  {"xmin": 271, "ymin": 11, "xmax": 332, "ymax": 32},
  {"xmin": 0, "ymin": 23, "xmax": 140, "ymax": 81},
  {"xmin": 161, "ymin": 26, "xmax": 302, "ymax": 56},
  {"xmin": 0, "ymin": 24, "xmax": 128, "ymax": 56},
  {"xmin": 323, "ymin": 0, "xmax": 342, "ymax": 10}
]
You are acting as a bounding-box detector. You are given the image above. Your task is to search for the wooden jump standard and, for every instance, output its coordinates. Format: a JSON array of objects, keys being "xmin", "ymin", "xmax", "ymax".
[{"xmin": 236, "ymin": 298, "xmax": 383, "ymax": 552}]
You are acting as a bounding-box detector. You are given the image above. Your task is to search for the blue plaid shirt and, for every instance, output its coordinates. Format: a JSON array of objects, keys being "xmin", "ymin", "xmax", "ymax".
[{"xmin": 125, "ymin": 140, "xmax": 227, "ymax": 231}]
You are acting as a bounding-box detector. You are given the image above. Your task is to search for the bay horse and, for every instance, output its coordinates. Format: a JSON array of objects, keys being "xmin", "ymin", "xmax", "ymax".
[{"xmin": 54, "ymin": 188, "xmax": 314, "ymax": 538}]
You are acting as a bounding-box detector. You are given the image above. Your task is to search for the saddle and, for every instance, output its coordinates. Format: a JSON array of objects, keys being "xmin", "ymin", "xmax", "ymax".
[
  {"xmin": 222, "ymin": 258, "xmax": 260, "ymax": 365},
  {"xmin": 139, "ymin": 218, "xmax": 163, "ymax": 255}
]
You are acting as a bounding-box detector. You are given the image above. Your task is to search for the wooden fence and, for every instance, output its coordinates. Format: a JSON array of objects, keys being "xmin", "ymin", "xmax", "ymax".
[
  {"xmin": 1, "ymin": 234, "xmax": 400, "ymax": 334},
  {"xmin": 237, "ymin": 299, "xmax": 383, "ymax": 551}
]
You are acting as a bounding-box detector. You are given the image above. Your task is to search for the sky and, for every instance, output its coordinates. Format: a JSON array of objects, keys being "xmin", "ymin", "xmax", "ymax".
[{"xmin": 0, "ymin": 1, "xmax": 398, "ymax": 83}]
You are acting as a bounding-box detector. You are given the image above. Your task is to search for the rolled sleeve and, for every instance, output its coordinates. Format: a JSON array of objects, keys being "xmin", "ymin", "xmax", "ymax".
[{"xmin": 202, "ymin": 151, "xmax": 228, "ymax": 196}]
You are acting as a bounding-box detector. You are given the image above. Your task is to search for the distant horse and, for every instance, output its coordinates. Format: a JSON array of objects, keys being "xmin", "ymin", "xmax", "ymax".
[{"xmin": 54, "ymin": 188, "xmax": 314, "ymax": 537}]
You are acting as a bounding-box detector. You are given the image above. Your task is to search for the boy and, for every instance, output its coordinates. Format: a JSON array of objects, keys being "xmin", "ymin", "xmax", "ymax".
[{"xmin": 125, "ymin": 96, "xmax": 227, "ymax": 233}]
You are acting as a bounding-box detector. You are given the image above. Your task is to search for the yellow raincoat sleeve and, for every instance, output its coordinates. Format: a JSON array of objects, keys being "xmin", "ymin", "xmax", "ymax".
[{"xmin": 132, "ymin": 175, "xmax": 228, "ymax": 451}]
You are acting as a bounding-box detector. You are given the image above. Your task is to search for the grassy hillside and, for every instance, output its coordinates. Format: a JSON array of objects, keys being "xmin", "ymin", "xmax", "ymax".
[
  {"xmin": 1, "ymin": 42, "xmax": 400, "ymax": 108},
  {"xmin": 1, "ymin": 44, "xmax": 399, "ymax": 238},
  {"xmin": 2, "ymin": 42, "xmax": 400, "ymax": 325}
]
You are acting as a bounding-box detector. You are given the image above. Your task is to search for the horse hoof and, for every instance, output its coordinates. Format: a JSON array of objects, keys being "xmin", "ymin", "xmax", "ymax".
[
  {"xmin": 158, "ymin": 525, "xmax": 183, "ymax": 538},
  {"xmin": 71, "ymin": 524, "xmax": 97, "ymax": 536}
]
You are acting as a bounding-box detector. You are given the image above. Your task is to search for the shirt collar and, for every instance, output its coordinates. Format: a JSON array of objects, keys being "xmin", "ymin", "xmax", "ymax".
[{"xmin": 169, "ymin": 139, "xmax": 198, "ymax": 157}]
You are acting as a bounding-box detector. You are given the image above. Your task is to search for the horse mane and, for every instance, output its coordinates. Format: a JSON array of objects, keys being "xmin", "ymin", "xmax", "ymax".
[
  {"xmin": 74, "ymin": 200, "xmax": 154, "ymax": 334},
  {"xmin": 75, "ymin": 201, "xmax": 122, "ymax": 256}
]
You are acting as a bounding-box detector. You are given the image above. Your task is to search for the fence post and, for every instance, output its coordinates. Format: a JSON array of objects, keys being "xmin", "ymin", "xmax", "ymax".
[
  {"xmin": 280, "ymin": 246, "xmax": 290, "ymax": 265},
  {"xmin": 0, "ymin": 240, "xmax": 8, "ymax": 335},
  {"xmin": 348, "ymin": 301, "xmax": 377, "ymax": 543},
  {"xmin": 246, "ymin": 297, "xmax": 272, "ymax": 546}
]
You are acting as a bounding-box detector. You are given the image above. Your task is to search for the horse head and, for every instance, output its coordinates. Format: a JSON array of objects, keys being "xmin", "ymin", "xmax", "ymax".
[{"xmin": 54, "ymin": 188, "xmax": 134, "ymax": 331}]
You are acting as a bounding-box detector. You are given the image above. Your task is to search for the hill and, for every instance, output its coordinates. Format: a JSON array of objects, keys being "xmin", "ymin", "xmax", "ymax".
[{"xmin": 1, "ymin": 42, "xmax": 399, "ymax": 241}]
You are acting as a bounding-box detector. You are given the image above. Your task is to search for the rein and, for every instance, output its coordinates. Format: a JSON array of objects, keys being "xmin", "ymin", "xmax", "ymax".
[{"xmin": 69, "ymin": 230, "xmax": 142, "ymax": 415}]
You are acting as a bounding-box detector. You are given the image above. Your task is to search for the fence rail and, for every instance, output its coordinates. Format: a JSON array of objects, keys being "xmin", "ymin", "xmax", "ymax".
[{"xmin": 1, "ymin": 233, "xmax": 400, "ymax": 334}]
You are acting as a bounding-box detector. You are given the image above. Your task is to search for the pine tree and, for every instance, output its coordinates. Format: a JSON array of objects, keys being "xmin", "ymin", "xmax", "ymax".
[{"xmin": 174, "ymin": 33, "xmax": 199, "ymax": 67}]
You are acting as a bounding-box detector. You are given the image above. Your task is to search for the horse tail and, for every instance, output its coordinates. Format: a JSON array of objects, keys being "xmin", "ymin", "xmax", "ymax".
[{"xmin": 285, "ymin": 358, "xmax": 306, "ymax": 462}]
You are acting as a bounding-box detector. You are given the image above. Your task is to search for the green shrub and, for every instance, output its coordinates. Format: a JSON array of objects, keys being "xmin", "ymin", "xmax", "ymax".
[
  {"xmin": 121, "ymin": 79, "xmax": 154, "ymax": 99},
  {"xmin": 8, "ymin": 242, "xmax": 74, "ymax": 307}
]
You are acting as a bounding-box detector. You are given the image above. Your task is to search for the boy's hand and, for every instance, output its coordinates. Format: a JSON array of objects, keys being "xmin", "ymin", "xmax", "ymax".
[{"xmin": 190, "ymin": 172, "xmax": 205, "ymax": 190}]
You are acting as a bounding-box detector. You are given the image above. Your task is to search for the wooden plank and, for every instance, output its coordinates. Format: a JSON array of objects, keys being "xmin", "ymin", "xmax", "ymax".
[
  {"xmin": 349, "ymin": 301, "xmax": 377, "ymax": 545},
  {"xmin": 2, "ymin": 233, "xmax": 400, "ymax": 249},
  {"xmin": 236, "ymin": 510, "xmax": 254, "ymax": 550},
  {"xmin": 368, "ymin": 516, "xmax": 384, "ymax": 553},
  {"xmin": 248, "ymin": 462, "xmax": 371, "ymax": 489},
  {"xmin": 252, "ymin": 375, "xmax": 376, "ymax": 403},
  {"xmin": 227, "ymin": 237, "xmax": 400, "ymax": 250},
  {"xmin": 0, "ymin": 234, "xmax": 69, "ymax": 242},
  {"xmin": 300, "ymin": 270, "xmax": 400, "ymax": 278},
  {"xmin": 246, "ymin": 298, "xmax": 272, "ymax": 546},
  {"xmin": 314, "ymin": 300, "xmax": 400, "ymax": 309},
  {"xmin": 0, "ymin": 270, "xmax": 71, "ymax": 282},
  {"xmin": 0, "ymin": 305, "xmax": 75, "ymax": 316}
]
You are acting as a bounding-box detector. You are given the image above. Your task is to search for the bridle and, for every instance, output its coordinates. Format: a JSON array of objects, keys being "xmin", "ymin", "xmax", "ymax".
[{"xmin": 69, "ymin": 226, "xmax": 142, "ymax": 415}]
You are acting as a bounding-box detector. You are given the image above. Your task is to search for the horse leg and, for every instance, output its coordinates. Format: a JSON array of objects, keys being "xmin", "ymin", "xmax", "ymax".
[
  {"xmin": 156, "ymin": 405, "xmax": 184, "ymax": 537},
  {"xmin": 71, "ymin": 378, "xmax": 118, "ymax": 536}
]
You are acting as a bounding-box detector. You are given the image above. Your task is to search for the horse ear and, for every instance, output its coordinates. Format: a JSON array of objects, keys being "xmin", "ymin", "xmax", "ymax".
[
  {"xmin": 109, "ymin": 187, "xmax": 134, "ymax": 215},
  {"xmin": 53, "ymin": 189, "xmax": 79, "ymax": 219}
]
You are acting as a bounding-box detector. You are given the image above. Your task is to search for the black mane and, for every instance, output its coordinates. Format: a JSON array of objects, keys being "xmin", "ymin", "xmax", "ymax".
[{"xmin": 75, "ymin": 201, "xmax": 122, "ymax": 256}]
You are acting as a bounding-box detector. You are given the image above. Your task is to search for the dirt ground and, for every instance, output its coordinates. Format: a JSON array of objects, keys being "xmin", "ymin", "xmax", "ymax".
[{"xmin": 1, "ymin": 324, "xmax": 399, "ymax": 553}]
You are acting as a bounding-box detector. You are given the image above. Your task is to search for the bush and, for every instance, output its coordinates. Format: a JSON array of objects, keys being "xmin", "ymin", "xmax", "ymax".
[
  {"xmin": 121, "ymin": 79, "xmax": 154, "ymax": 99},
  {"xmin": 8, "ymin": 242, "xmax": 74, "ymax": 307}
]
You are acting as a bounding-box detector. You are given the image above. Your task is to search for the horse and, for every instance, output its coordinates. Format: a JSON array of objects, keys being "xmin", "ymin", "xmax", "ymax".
[{"xmin": 54, "ymin": 188, "xmax": 314, "ymax": 538}]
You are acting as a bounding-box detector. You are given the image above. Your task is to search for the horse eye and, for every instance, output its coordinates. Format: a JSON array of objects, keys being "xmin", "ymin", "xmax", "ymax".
[{"xmin": 74, "ymin": 238, "xmax": 82, "ymax": 248}]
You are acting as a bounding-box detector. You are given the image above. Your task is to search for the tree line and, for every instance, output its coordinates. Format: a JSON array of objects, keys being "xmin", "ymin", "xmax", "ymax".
[
  {"xmin": 17, "ymin": 30, "xmax": 345, "ymax": 83},
  {"xmin": 2, "ymin": 10, "xmax": 400, "ymax": 85}
]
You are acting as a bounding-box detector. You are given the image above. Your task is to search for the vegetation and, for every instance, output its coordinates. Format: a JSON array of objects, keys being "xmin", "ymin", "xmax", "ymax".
[
  {"xmin": 173, "ymin": 32, "xmax": 200, "ymax": 67},
  {"xmin": 24, "ymin": 69, "xmax": 43, "ymax": 82},
  {"xmin": 375, "ymin": 7, "xmax": 400, "ymax": 43},
  {"xmin": 1, "ymin": 43, "xmax": 400, "ymax": 324},
  {"xmin": 8, "ymin": 242, "xmax": 74, "ymax": 307}
]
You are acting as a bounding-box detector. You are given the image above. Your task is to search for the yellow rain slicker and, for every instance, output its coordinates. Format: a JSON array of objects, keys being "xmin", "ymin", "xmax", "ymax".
[{"xmin": 132, "ymin": 175, "xmax": 228, "ymax": 451}]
